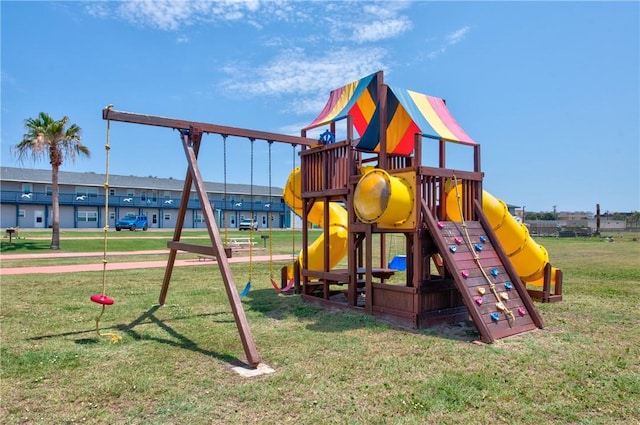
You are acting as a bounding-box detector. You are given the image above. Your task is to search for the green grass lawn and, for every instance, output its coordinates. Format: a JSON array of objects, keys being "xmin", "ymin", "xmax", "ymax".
[
  {"xmin": 0, "ymin": 228, "xmax": 307, "ymax": 255},
  {"xmin": 1, "ymin": 231, "xmax": 639, "ymax": 424}
]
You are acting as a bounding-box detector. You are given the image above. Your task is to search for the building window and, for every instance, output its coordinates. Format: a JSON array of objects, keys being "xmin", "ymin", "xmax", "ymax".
[
  {"xmin": 45, "ymin": 185, "xmax": 52, "ymax": 195},
  {"xmin": 109, "ymin": 188, "xmax": 116, "ymax": 196},
  {"xmin": 164, "ymin": 191, "xmax": 172, "ymax": 199},
  {"xmin": 164, "ymin": 213, "xmax": 171, "ymax": 221},
  {"xmin": 126, "ymin": 189, "xmax": 135, "ymax": 197},
  {"xmin": 76, "ymin": 187, "xmax": 98, "ymax": 197},
  {"xmin": 109, "ymin": 212, "xmax": 115, "ymax": 220},
  {"xmin": 22, "ymin": 183, "xmax": 32, "ymax": 194},
  {"xmin": 194, "ymin": 212, "xmax": 205, "ymax": 223},
  {"xmin": 77, "ymin": 211, "xmax": 98, "ymax": 222},
  {"xmin": 18, "ymin": 209, "xmax": 26, "ymax": 218}
]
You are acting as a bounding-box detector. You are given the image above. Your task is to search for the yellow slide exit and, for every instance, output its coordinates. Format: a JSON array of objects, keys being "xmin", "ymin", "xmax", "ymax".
[{"xmin": 446, "ymin": 187, "xmax": 560, "ymax": 287}]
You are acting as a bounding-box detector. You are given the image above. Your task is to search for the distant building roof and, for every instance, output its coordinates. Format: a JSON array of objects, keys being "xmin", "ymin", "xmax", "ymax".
[{"xmin": 0, "ymin": 166, "xmax": 282, "ymax": 197}]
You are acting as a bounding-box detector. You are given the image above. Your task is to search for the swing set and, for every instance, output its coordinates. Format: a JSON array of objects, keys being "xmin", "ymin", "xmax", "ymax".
[{"xmin": 93, "ymin": 107, "xmax": 316, "ymax": 367}]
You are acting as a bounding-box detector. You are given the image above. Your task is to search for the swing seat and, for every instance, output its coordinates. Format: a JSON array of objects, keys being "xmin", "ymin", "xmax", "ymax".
[
  {"xmin": 239, "ymin": 282, "xmax": 251, "ymax": 298},
  {"xmin": 91, "ymin": 294, "xmax": 114, "ymax": 305},
  {"xmin": 388, "ymin": 255, "xmax": 406, "ymax": 271}
]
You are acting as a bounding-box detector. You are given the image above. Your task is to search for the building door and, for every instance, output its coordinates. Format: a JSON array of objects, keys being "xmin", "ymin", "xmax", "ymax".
[
  {"xmin": 34, "ymin": 210, "xmax": 45, "ymax": 228},
  {"xmin": 152, "ymin": 213, "xmax": 158, "ymax": 228}
]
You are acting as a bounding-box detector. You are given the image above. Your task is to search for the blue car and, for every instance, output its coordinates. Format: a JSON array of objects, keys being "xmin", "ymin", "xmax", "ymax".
[{"xmin": 115, "ymin": 214, "xmax": 148, "ymax": 231}]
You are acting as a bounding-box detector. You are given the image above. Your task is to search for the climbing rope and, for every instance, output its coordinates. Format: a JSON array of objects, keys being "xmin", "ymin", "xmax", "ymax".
[
  {"xmin": 452, "ymin": 175, "xmax": 515, "ymax": 326},
  {"xmin": 91, "ymin": 104, "xmax": 121, "ymax": 344}
]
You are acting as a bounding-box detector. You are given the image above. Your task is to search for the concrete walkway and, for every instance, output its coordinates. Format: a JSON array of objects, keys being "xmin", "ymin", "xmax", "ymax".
[
  {"xmin": 1, "ymin": 249, "xmax": 171, "ymax": 260},
  {"xmin": 0, "ymin": 251, "xmax": 295, "ymax": 276}
]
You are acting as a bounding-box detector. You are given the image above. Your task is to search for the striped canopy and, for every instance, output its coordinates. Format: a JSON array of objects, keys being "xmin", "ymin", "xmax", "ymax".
[
  {"xmin": 303, "ymin": 72, "xmax": 379, "ymax": 137},
  {"xmin": 305, "ymin": 74, "xmax": 476, "ymax": 155}
]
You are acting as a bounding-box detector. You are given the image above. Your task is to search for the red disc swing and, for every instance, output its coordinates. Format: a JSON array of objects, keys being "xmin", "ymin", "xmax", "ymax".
[{"xmin": 90, "ymin": 294, "xmax": 114, "ymax": 305}]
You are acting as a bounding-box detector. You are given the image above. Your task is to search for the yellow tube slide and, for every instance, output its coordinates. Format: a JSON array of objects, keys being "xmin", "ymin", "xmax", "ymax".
[
  {"xmin": 283, "ymin": 167, "xmax": 349, "ymax": 276},
  {"xmin": 446, "ymin": 187, "xmax": 559, "ymax": 287}
]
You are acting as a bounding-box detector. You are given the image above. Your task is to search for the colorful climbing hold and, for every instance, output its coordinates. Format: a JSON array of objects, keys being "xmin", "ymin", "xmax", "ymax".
[
  {"xmin": 491, "ymin": 312, "xmax": 500, "ymax": 322},
  {"xmin": 454, "ymin": 236, "xmax": 463, "ymax": 245},
  {"xmin": 477, "ymin": 287, "xmax": 486, "ymax": 295},
  {"xmin": 491, "ymin": 268, "xmax": 499, "ymax": 277},
  {"xmin": 449, "ymin": 245, "xmax": 457, "ymax": 253},
  {"xmin": 500, "ymin": 292, "xmax": 509, "ymax": 301},
  {"xmin": 518, "ymin": 307, "xmax": 526, "ymax": 316},
  {"xmin": 437, "ymin": 221, "xmax": 444, "ymax": 229},
  {"xmin": 474, "ymin": 243, "xmax": 483, "ymax": 251},
  {"xmin": 461, "ymin": 270, "xmax": 470, "ymax": 278},
  {"xmin": 480, "ymin": 235, "xmax": 487, "ymax": 243},
  {"xmin": 496, "ymin": 302, "xmax": 505, "ymax": 311},
  {"xmin": 475, "ymin": 296, "xmax": 483, "ymax": 305},
  {"xmin": 504, "ymin": 281, "xmax": 513, "ymax": 290}
]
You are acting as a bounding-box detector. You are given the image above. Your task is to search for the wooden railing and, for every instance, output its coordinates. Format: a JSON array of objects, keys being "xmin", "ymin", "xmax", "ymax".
[
  {"xmin": 300, "ymin": 141, "xmax": 353, "ymax": 197},
  {"xmin": 419, "ymin": 167, "xmax": 482, "ymax": 222}
]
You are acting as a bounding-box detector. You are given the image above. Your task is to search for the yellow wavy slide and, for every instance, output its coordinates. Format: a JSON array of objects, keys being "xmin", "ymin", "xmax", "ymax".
[
  {"xmin": 282, "ymin": 167, "xmax": 349, "ymax": 279},
  {"xmin": 446, "ymin": 188, "xmax": 560, "ymax": 288}
]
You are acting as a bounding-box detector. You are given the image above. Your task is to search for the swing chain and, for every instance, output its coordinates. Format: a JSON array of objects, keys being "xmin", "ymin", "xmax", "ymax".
[
  {"xmin": 248, "ymin": 138, "xmax": 255, "ymax": 282},
  {"xmin": 268, "ymin": 141, "xmax": 274, "ymax": 279},
  {"xmin": 222, "ymin": 134, "xmax": 228, "ymax": 245}
]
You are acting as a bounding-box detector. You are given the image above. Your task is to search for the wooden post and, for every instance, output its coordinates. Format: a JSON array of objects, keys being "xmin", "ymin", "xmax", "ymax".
[
  {"xmin": 179, "ymin": 128, "xmax": 261, "ymax": 367},
  {"xmin": 159, "ymin": 131, "xmax": 202, "ymax": 305}
]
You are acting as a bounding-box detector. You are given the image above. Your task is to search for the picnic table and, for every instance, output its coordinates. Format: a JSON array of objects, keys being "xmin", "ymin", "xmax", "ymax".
[{"xmin": 227, "ymin": 237, "xmax": 256, "ymax": 248}]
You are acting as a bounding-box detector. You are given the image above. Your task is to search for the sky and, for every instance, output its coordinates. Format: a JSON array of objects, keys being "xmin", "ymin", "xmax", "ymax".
[{"xmin": 1, "ymin": 1, "xmax": 638, "ymax": 214}]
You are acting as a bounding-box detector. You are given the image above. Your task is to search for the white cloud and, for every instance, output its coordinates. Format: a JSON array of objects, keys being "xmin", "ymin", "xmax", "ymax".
[
  {"xmin": 218, "ymin": 47, "xmax": 388, "ymax": 114},
  {"xmin": 447, "ymin": 26, "xmax": 470, "ymax": 45},
  {"xmin": 92, "ymin": 0, "xmax": 414, "ymax": 45},
  {"xmin": 323, "ymin": 1, "xmax": 413, "ymax": 44},
  {"xmin": 115, "ymin": 0, "xmax": 199, "ymax": 30},
  {"xmin": 82, "ymin": 1, "xmax": 412, "ymax": 115},
  {"xmin": 1, "ymin": 70, "xmax": 17, "ymax": 86},
  {"xmin": 86, "ymin": 0, "xmax": 307, "ymax": 31},
  {"xmin": 84, "ymin": 2, "xmax": 110, "ymax": 19},
  {"xmin": 427, "ymin": 25, "xmax": 471, "ymax": 59},
  {"xmin": 352, "ymin": 18, "xmax": 412, "ymax": 43}
]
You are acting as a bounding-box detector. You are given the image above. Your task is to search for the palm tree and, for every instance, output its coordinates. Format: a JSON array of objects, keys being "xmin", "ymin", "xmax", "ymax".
[{"xmin": 13, "ymin": 112, "xmax": 90, "ymax": 250}]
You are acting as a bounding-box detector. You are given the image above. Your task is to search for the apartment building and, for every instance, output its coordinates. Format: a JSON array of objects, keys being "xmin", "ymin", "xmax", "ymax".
[{"xmin": 0, "ymin": 167, "xmax": 291, "ymax": 230}]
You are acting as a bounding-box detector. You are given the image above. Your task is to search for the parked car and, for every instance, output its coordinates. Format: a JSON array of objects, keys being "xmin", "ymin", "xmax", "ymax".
[
  {"xmin": 115, "ymin": 214, "xmax": 148, "ymax": 231},
  {"xmin": 239, "ymin": 219, "xmax": 258, "ymax": 231}
]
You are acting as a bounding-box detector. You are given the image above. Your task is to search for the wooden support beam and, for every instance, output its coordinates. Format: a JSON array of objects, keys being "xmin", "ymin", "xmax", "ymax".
[
  {"xmin": 103, "ymin": 108, "xmax": 317, "ymax": 147},
  {"xmin": 166, "ymin": 241, "xmax": 215, "ymax": 256}
]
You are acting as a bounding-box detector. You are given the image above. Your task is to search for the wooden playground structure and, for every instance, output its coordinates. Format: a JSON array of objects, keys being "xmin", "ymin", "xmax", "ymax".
[{"xmin": 102, "ymin": 70, "xmax": 562, "ymax": 368}]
